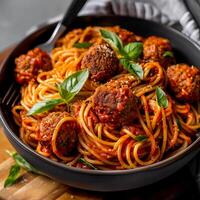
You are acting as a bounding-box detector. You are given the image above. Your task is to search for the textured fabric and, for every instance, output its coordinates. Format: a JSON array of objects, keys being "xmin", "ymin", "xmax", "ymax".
[
  {"xmin": 79, "ymin": 0, "xmax": 200, "ymax": 44},
  {"xmin": 80, "ymin": 0, "xmax": 171, "ymax": 24},
  {"xmin": 180, "ymin": 11, "xmax": 200, "ymax": 42},
  {"xmin": 28, "ymin": 0, "xmax": 200, "ymax": 45}
]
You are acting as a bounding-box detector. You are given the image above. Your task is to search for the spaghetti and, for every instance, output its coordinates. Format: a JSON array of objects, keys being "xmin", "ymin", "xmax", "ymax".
[{"xmin": 12, "ymin": 26, "xmax": 200, "ymax": 170}]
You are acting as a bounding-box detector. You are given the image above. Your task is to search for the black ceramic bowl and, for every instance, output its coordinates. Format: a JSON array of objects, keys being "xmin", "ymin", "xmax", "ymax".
[{"xmin": 0, "ymin": 16, "xmax": 200, "ymax": 192}]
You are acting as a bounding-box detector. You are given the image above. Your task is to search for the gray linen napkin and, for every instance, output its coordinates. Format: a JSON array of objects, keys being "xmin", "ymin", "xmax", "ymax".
[
  {"xmin": 28, "ymin": 0, "xmax": 200, "ymax": 44},
  {"xmin": 80, "ymin": 0, "xmax": 200, "ymax": 44}
]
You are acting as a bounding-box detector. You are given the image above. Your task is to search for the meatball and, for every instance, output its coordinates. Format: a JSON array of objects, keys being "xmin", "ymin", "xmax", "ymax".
[
  {"xmin": 39, "ymin": 112, "xmax": 78, "ymax": 156},
  {"xmin": 93, "ymin": 82, "xmax": 137, "ymax": 127},
  {"xmin": 167, "ymin": 64, "xmax": 200, "ymax": 102},
  {"xmin": 143, "ymin": 36, "xmax": 175, "ymax": 68},
  {"xmin": 15, "ymin": 48, "xmax": 53, "ymax": 84},
  {"xmin": 108, "ymin": 26, "xmax": 144, "ymax": 43},
  {"xmin": 81, "ymin": 44, "xmax": 119, "ymax": 82}
]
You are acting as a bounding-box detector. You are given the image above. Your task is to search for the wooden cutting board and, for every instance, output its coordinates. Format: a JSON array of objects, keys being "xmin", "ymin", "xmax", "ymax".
[{"xmin": 0, "ymin": 47, "xmax": 199, "ymax": 200}]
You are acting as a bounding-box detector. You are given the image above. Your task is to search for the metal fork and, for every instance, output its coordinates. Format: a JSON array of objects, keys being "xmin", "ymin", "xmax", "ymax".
[
  {"xmin": 37, "ymin": 0, "xmax": 88, "ymax": 54},
  {"xmin": 1, "ymin": 0, "xmax": 88, "ymax": 108},
  {"xmin": 1, "ymin": 83, "xmax": 20, "ymax": 107}
]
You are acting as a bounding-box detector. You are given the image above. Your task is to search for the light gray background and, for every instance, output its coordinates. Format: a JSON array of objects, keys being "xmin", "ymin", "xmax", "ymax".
[
  {"xmin": 0, "ymin": 0, "xmax": 192, "ymax": 51},
  {"xmin": 0, "ymin": 0, "xmax": 72, "ymax": 50}
]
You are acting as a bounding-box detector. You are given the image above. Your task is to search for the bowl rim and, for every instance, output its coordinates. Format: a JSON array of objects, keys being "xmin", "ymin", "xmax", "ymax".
[{"xmin": 0, "ymin": 15, "xmax": 200, "ymax": 175}]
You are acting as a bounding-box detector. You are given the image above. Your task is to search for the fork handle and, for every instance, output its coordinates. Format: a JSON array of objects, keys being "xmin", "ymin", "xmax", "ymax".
[
  {"xmin": 61, "ymin": 0, "xmax": 87, "ymax": 27},
  {"xmin": 47, "ymin": 0, "xmax": 87, "ymax": 45}
]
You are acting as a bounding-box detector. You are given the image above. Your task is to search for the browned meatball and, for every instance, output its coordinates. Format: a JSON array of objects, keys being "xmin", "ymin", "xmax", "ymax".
[
  {"xmin": 15, "ymin": 48, "xmax": 53, "ymax": 84},
  {"xmin": 167, "ymin": 64, "xmax": 200, "ymax": 102},
  {"xmin": 81, "ymin": 44, "xmax": 119, "ymax": 82},
  {"xmin": 143, "ymin": 36, "xmax": 175, "ymax": 68},
  {"xmin": 39, "ymin": 112, "xmax": 78, "ymax": 156},
  {"xmin": 93, "ymin": 82, "xmax": 137, "ymax": 127}
]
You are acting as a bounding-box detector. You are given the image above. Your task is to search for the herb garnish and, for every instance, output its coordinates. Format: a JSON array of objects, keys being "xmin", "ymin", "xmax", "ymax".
[
  {"xmin": 99, "ymin": 29, "xmax": 124, "ymax": 53},
  {"xmin": 156, "ymin": 87, "xmax": 168, "ymax": 108},
  {"xmin": 73, "ymin": 42, "xmax": 93, "ymax": 49},
  {"xmin": 4, "ymin": 151, "xmax": 40, "ymax": 188},
  {"xmin": 28, "ymin": 99, "xmax": 64, "ymax": 116},
  {"xmin": 120, "ymin": 58, "xmax": 143, "ymax": 79},
  {"xmin": 58, "ymin": 69, "xmax": 89, "ymax": 102},
  {"xmin": 176, "ymin": 118, "xmax": 182, "ymax": 131},
  {"xmin": 8, "ymin": 151, "xmax": 39, "ymax": 173},
  {"xmin": 4, "ymin": 164, "xmax": 20, "ymax": 188},
  {"xmin": 79, "ymin": 158, "xmax": 98, "ymax": 170},
  {"xmin": 28, "ymin": 69, "xmax": 89, "ymax": 115},
  {"xmin": 100, "ymin": 29, "xmax": 143, "ymax": 79},
  {"xmin": 163, "ymin": 51, "xmax": 174, "ymax": 58},
  {"xmin": 123, "ymin": 42, "xmax": 143, "ymax": 60},
  {"xmin": 135, "ymin": 135, "xmax": 148, "ymax": 142}
]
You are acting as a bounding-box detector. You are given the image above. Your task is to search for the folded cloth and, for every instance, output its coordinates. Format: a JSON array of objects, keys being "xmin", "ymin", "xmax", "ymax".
[
  {"xmin": 80, "ymin": 0, "xmax": 171, "ymax": 24},
  {"xmin": 27, "ymin": 0, "xmax": 200, "ymax": 45},
  {"xmin": 80, "ymin": 0, "xmax": 200, "ymax": 44}
]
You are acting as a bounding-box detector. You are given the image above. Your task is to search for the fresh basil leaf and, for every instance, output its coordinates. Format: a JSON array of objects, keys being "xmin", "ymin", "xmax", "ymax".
[
  {"xmin": 28, "ymin": 70, "xmax": 89, "ymax": 115},
  {"xmin": 100, "ymin": 29, "xmax": 123, "ymax": 53},
  {"xmin": 4, "ymin": 164, "xmax": 20, "ymax": 188},
  {"xmin": 73, "ymin": 42, "xmax": 93, "ymax": 48},
  {"xmin": 79, "ymin": 158, "xmax": 98, "ymax": 170},
  {"xmin": 163, "ymin": 51, "xmax": 174, "ymax": 58},
  {"xmin": 120, "ymin": 58, "xmax": 143, "ymax": 79},
  {"xmin": 156, "ymin": 87, "xmax": 168, "ymax": 108},
  {"xmin": 59, "ymin": 69, "xmax": 89, "ymax": 102},
  {"xmin": 4, "ymin": 151, "xmax": 42, "ymax": 188},
  {"xmin": 58, "ymin": 86, "xmax": 75, "ymax": 103},
  {"xmin": 27, "ymin": 98, "xmax": 63, "ymax": 116},
  {"xmin": 176, "ymin": 118, "xmax": 182, "ymax": 131},
  {"xmin": 124, "ymin": 42, "xmax": 143, "ymax": 60},
  {"xmin": 12, "ymin": 152, "xmax": 39, "ymax": 173},
  {"xmin": 135, "ymin": 135, "xmax": 148, "ymax": 142}
]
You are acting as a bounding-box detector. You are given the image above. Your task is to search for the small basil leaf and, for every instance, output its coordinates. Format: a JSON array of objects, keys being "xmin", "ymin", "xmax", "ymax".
[
  {"xmin": 4, "ymin": 164, "xmax": 21, "ymax": 188},
  {"xmin": 100, "ymin": 29, "xmax": 123, "ymax": 53},
  {"xmin": 59, "ymin": 69, "xmax": 89, "ymax": 102},
  {"xmin": 135, "ymin": 135, "xmax": 148, "ymax": 142},
  {"xmin": 58, "ymin": 86, "xmax": 75, "ymax": 103},
  {"xmin": 12, "ymin": 152, "xmax": 39, "ymax": 173},
  {"xmin": 156, "ymin": 87, "xmax": 168, "ymax": 108},
  {"xmin": 4, "ymin": 151, "xmax": 42, "ymax": 188},
  {"xmin": 120, "ymin": 58, "xmax": 143, "ymax": 79},
  {"xmin": 79, "ymin": 158, "xmax": 98, "ymax": 170},
  {"xmin": 163, "ymin": 51, "xmax": 174, "ymax": 58},
  {"xmin": 73, "ymin": 42, "xmax": 93, "ymax": 48},
  {"xmin": 124, "ymin": 42, "xmax": 143, "ymax": 60},
  {"xmin": 176, "ymin": 118, "xmax": 182, "ymax": 131},
  {"xmin": 27, "ymin": 98, "xmax": 63, "ymax": 116}
]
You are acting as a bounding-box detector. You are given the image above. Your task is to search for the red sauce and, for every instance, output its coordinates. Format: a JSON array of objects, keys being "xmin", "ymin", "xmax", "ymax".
[{"xmin": 15, "ymin": 48, "xmax": 52, "ymax": 84}]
